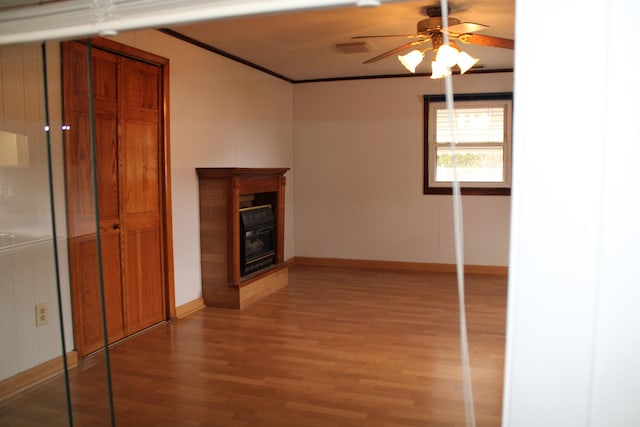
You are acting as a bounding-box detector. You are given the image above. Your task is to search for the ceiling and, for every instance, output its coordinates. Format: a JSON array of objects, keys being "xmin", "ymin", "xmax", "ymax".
[{"xmin": 165, "ymin": 0, "xmax": 515, "ymax": 82}]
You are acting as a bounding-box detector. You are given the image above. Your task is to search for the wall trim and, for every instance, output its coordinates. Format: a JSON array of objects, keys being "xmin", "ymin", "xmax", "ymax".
[
  {"xmin": 159, "ymin": 28, "xmax": 294, "ymax": 83},
  {"xmin": 293, "ymin": 256, "xmax": 508, "ymax": 275},
  {"xmin": 0, "ymin": 351, "xmax": 78, "ymax": 402},
  {"xmin": 175, "ymin": 297, "xmax": 206, "ymax": 319},
  {"xmin": 295, "ymin": 68, "xmax": 514, "ymax": 84}
]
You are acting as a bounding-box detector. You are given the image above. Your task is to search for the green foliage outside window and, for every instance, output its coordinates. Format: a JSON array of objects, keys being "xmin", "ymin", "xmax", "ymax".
[{"xmin": 436, "ymin": 153, "xmax": 484, "ymax": 168}]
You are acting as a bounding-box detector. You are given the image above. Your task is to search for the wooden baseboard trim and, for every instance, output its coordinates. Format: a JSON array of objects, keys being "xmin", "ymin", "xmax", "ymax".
[
  {"xmin": 292, "ymin": 257, "xmax": 508, "ymax": 275},
  {"xmin": 0, "ymin": 351, "xmax": 78, "ymax": 402},
  {"xmin": 175, "ymin": 297, "xmax": 206, "ymax": 319}
]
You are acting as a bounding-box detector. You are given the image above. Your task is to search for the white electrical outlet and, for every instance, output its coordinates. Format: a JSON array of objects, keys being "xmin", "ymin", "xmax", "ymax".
[{"xmin": 35, "ymin": 302, "xmax": 48, "ymax": 327}]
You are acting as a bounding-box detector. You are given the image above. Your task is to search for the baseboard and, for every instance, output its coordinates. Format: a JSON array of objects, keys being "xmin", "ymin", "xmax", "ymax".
[
  {"xmin": 175, "ymin": 297, "xmax": 206, "ymax": 319},
  {"xmin": 292, "ymin": 257, "xmax": 508, "ymax": 275},
  {"xmin": 0, "ymin": 351, "xmax": 78, "ymax": 402}
]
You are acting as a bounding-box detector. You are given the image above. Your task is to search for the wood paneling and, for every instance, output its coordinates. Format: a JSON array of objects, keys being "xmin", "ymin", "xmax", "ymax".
[{"xmin": 0, "ymin": 265, "xmax": 507, "ymax": 426}]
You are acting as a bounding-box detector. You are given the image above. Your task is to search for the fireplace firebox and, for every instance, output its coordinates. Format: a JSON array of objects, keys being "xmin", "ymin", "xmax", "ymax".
[{"xmin": 239, "ymin": 205, "xmax": 275, "ymax": 276}]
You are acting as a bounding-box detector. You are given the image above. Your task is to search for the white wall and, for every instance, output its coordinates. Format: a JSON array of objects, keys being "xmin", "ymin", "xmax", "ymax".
[
  {"xmin": 109, "ymin": 30, "xmax": 295, "ymax": 306},
  {"xmin": 502, "ymin": 0, "xmax": 640, "ymax": 425},
  {"xmin": 293, "ymin": 73, "xmax": 513, "ymax": 266},
  {"xmin": 0, "ymin": 45, "xmax": 50, "ymax": 233},
  {"xmin": 0, "ymin": 241, "xmax": 64, "ymax": 381},
  {"xmin": 0, "ymin": 44, "xmax": 73, "ymax": 380}
]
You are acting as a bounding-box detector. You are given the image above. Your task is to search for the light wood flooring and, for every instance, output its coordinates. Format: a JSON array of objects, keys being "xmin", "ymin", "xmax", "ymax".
[{"xmin": 0, "ymin": 265, "xmax": 507, "ymax": 426}]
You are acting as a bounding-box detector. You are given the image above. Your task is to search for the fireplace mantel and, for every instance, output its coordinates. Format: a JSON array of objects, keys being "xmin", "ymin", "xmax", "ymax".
[{"xmin": 196, "ymin": 167, "xmax": 289, "ymax": 309}]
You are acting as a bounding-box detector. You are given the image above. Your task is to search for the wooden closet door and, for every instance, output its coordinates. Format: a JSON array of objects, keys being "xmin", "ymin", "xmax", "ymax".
[
  {"xmin": 63, "ymin": 42, "xmax": 125, "ymax": 355},
  {"xmin": 63, "ymin": 41, "xmax": 167, "ymax": 356},
  {"xmin": 119, "ymin": 57, "xmax": 165, "ymax": 334}
]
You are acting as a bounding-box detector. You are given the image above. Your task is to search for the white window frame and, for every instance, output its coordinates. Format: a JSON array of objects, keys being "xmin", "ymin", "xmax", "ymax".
[{"xmin": 423, "ymin": 93, "xmax": 513, "ymax": 195}]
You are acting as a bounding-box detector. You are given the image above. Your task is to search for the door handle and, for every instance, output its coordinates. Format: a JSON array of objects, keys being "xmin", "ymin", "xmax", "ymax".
[{"xmin": 112, "ymin": 223, "xmax": 120, "ymax": 230}]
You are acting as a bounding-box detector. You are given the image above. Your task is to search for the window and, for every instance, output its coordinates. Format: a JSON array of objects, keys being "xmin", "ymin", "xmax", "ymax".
[{"xmin": 423, "ymin": 93, "xmax": 513, "ymax": 195}]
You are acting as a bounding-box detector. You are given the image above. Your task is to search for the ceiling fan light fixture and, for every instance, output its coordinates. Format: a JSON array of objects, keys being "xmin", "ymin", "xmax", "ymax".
[
  {"xmin": 398, "ymin": 49, "xmax": 425, "ymax": 73},
  {"xmin": 435, "ymin": 44, "xmax": 460, "ymax": 68},
  {"xmin": 457, "ymin": 50, "xmax": 480, "ymax": 74},
  {"xmin": 429, "ymin": 42, "xmax": 478, "ymax": 78},
  {"xmin": 430, "ymin": 59, "xmax": 451, "ymax": 79},
  {"xmin": 358, "ymin": 8, "xmax": 514, "ymax": 77}
]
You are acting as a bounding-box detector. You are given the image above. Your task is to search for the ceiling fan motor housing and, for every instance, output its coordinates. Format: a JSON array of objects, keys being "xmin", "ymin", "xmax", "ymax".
[{"xmin": 417, "ymin": 17, "xmax": 462, "ymax": 33}]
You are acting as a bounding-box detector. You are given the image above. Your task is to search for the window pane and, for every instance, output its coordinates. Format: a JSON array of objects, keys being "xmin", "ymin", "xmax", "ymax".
[
  {"xmin": 435, "ymin": 147, "xmax": 504, "ymax": 182},
  {"xmin": 436, "ymin": 108, "xmax": 505, "ymax": 143}
]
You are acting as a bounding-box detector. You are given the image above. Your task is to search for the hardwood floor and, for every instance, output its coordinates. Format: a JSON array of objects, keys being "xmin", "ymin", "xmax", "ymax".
[{"xmin": 0, "ymin": 265, "xmax": 507, "ymax": 426}]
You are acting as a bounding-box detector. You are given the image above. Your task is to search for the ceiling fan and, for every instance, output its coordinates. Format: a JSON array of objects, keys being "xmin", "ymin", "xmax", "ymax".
[{"xmin": 354, "ymin": 5, "xmax": 514, "ymax": 66}]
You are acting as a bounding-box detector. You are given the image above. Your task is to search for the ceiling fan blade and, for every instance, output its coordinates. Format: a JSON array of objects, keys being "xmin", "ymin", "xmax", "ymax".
[
  {"xmin": 446, "ymin": 22, "xmax": 488, "ymax": 34},
  {"xmin": 363, "ymin": 39, "xmax": 430, "ymax": 64},
  {"xmin": 458, "ymin": 33, "xmax": 514, "ymax": 49},
  {"xmin": 352, "ymin": 34, "xmax": 426, "ymax": 39}
]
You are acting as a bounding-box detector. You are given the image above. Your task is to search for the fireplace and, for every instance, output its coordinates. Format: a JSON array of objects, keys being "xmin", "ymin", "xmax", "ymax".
[
  {"xmin": 197, "ymin": 167, "xmax": 288, "ymax": 309},
  {"xmin": 239, "ymin": 204, "xmax": 275, "ymax": 276}
]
